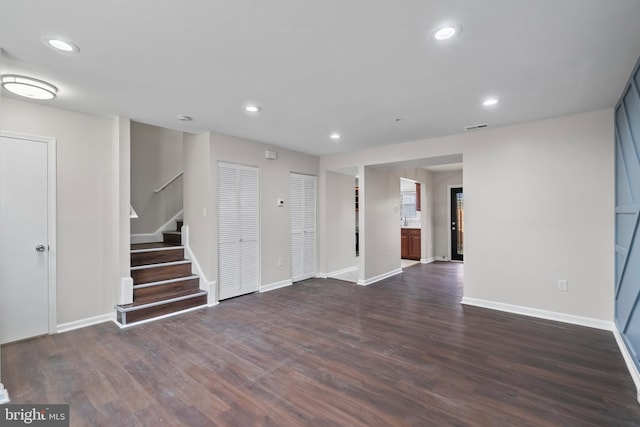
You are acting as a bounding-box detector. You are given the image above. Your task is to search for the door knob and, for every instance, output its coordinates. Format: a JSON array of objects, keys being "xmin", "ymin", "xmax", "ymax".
[{"xmin": 35, "ymin": 244, "xmax": 46, "ymax": 252}]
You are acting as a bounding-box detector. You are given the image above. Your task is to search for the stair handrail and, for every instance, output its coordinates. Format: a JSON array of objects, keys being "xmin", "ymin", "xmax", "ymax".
[{"xmin": 154, "ymin": 170, "xmax": 183, "ymax": 193}]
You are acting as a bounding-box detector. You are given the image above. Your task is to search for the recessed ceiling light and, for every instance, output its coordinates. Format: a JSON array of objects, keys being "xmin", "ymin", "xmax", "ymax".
[
  {"xmin": 1, "ymin": 74, "xmax": 58, "ymax": 100},
  {"xmin": 42, "ymin": 36, "xmax": 79, "ymax": 53},
  {"xmin": 244, "ymin": 105, "xmax": 261, "ymax": 113},
  {"xmin": 330, "ymin": 133, "xmax": 341, "ymax": 140},
  {"xmin": 483, "ymin": 98, "xmax": 499, "ymax": 106},
  {"xmin": 433, "ymin": 25, "xmax": 461, "ymax": 41}
]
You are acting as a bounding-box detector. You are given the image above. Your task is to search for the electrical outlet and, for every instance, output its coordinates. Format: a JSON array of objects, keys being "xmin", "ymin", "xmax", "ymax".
[{"xmin": 557, "ymin": 279, "xmax": 568, "ymax": 292}]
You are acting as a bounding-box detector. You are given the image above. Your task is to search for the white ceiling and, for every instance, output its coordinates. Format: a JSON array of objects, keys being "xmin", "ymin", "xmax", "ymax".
[{"xmin": 1, "ymin": 1, "xmax": 640, "ymax": 157}]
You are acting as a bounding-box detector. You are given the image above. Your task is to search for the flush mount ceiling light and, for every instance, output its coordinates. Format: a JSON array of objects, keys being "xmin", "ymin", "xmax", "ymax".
[
  {"xmin": 1, "ymin": 74, "xmax": 58, "ymax": 100},
  {"xmin": 433, "ymin": 24, "xmax": 462, "ymax": 41},
  {"xmin": 177, "ymin": 114, "xmax": 192, "ymax": 121},
  {"xmin": 244, "ymin": 105, "xmax": 261, "ymax": 113},
  {"xmin": 42, "ymin": 36, "xmax": 79, "ymax": 53},
  {"xmin": 330, "ymin": 133, "xmax": 341, "ymax": 140},
  {"xmin": 483, "ymin": 97, "xmax": 500, "ymax": 106}
]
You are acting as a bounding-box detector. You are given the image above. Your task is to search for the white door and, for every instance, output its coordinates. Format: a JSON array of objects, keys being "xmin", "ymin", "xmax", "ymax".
[
  {"xmin": 217, "ymin": 162, "xmax": 259, "ymax": 300},
  {"xmin": 290, "ymin": 173, "xmax": 316, "ymax": 282},
  {"xmin": 0, "ymin": 135, "xmax": 50, "ymax": 344}
]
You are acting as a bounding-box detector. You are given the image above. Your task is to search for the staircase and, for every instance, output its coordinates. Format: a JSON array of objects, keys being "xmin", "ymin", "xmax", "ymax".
[{"xmin": 116, "ymin": 220, "xmax": 208, "ymax": 326}]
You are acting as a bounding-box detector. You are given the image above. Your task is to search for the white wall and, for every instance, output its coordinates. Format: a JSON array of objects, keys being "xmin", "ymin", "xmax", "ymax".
[
  {"xmin": 1, "ymin": 98, "xmax": 119, "ymax": 323},
  {"xmin": 183, "ymin": 131, "xmax": 213, "ymax": 283},
  {"xmin": 323, "ymin": 171, "xmax": 357, "ymax": 275},
  {"xmin": 320, "ymin": 109, "xmax": 615, "ymax": 321},
  {"xmin": 463, "ymin": 112, "xmax": 614, "ymax": 320},
  {"xmin": 130, "ymin": 122, "xmax": 183, "ymax": 234},
  {"xmin": 362, "ymin": 166, "xmax": 401, "ymax": 281},
  {"xmin": 433, "ymin": 170, "xmax": 463, "ymax": 259}
]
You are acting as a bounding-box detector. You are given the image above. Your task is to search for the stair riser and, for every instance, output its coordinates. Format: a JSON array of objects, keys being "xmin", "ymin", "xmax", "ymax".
[
  {"xmin": 134, "ymin": 278, "xmax": 200, "ymax": 301},
  {"xmin": 163, "ymin": 232, "xmax": 181, "ymax": 245},
  {"xmin": 131, "ymin": 248, "xmax": 184, "ymax": 267},
  {"xmin": 118, "ymin": 295, "xmax": 207, "ymax": 324},
  {"xmin": 132, "ymin": 263, "xmax": 192, "ymax": 285}
]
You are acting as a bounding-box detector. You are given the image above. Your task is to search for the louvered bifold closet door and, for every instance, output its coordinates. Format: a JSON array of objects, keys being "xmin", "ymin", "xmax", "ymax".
[
  {"xmin": 303, "ymin": 176, "xmax": 317, "ymax": 278},
  {"xmin": 218, "ymin": 162, "xmax": 260, "ymax": 300},
  {"xmin": 290, "ymin": 174, "xmax": 304, "ymax": 282},
  {"xmin": 290, "ymin": 173, "xmax": 317, "ymax": 282},
  {"xmin": 239, "ymin": 166, "xmax": 260, "ymax": 295}
]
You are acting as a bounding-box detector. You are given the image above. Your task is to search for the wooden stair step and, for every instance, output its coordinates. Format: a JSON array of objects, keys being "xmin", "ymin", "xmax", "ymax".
[
  {"xmin": 131, "ymin": 246, "xmax": 185, "ymax": 267},
  {"xmin": 133, "ymin": 276, "xmax": 200, "ymax": 301},
  {"xmin": 116, "ymin": 291, "xmax": 207, "ymax": 325},
  {"xmin": 163, "ymin": 231, "xmax": 182, "ymax": 245},
  {"xmin": 131, "ymin": 260, "xmax": 192, "ymax": 285},
  {"xmin": 131, "ymin": 242, "xmax": 181, "ymax": 250},
  {"xmin": 132, "ymin": 287, "xmax": 202, "ymax": 306}
]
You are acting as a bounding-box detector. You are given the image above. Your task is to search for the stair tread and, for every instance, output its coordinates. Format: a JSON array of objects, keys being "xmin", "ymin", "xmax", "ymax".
[
  {"xmin": 131, "ymin": 246, "xmax": 184, "ymax": 254},
  {"xmin": 119, "ymin": 290, "xmax": 207, "ymax": 310},
  {"xmin": 163, "ymin": 231, "xmax": 181, "ymax": 235},
  {"xmin": 134, "ymin": 275, "xmax": 199, "ymax": 289},
  {"xmin": 131, "ymin": 260, "xmax": 190, "ymax": 270},
  {"xmin": 134, "ymin": 288, "xmax": 203, "ymax": 306},
  {"xmin": 131, "ymin": 242, "xmax": 182, "ymax": 250},
  {"xmin": 117, "ymin": 293, "xmax": 208, "ymax": 325}
]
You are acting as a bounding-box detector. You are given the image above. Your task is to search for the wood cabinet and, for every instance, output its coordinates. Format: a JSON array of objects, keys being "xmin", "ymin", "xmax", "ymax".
[{"xmin": 401, "ymin": 228, "xmax": 421, "ymax": 260}]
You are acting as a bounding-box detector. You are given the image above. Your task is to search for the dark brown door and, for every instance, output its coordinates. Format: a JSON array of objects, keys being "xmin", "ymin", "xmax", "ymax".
[{"xmin": 450, "ymin": 187, "xmax": 464, "ymax": 261}]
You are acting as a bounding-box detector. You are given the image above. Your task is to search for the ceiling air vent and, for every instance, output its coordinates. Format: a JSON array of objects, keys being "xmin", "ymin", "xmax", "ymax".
[{"xmin": 464, "ymin": 123, "xmax": 488, "ymax": 131}]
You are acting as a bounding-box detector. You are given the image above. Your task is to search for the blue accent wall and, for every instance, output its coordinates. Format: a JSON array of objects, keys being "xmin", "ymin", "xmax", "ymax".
[{"xmin": 615, "ymin": 58, "xmax": 640, "ymax": 372}]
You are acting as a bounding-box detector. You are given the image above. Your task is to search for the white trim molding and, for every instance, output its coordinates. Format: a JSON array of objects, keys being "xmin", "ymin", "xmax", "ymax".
[
  {"xmin": 114, "ymin": 305, "xmax": 207, "ymax": 329},
  {"xmin": 357, "ymin": 268, "xmax": 402, "ymax": 286},
  {"xmin": 0, "ymin": 383, "xmax": 9, "ymax": 404},
  {"xmin": 182, "ymin": 225, "xmax": 216, "ymax": 305},
  {"xmin": 326, "ymin": 265, "xmax": 358, "ymax": 278},
  {"xmin": 130, "ymin": 209, "xmax": 183, "ymax": 244},
  {"xmin": 461, "ymin": 297, "xmax": 614, "ymax": 331},
  {"xmin": 57, "ymin": 313, "xmax": 116, "ymax": 334},
  {"xmin": 420, "ymin": 257, "xmax": 435, "ymax": 264},
  {"xmin": 260, "ymin": 279, "xmax": 293, "ymax": 293},
  {"xmin": 613, "ymin": 327, "xmax": 640, "ymax": 404}
]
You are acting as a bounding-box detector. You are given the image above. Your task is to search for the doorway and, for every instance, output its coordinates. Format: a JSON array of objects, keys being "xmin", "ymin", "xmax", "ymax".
[
  {"xmin": 0, "ymin": 132, "xmax": 57, "ymax": 344},
  {"xmin": 450, "ymin": 187, "xmax": 464, "ymax": 261}
]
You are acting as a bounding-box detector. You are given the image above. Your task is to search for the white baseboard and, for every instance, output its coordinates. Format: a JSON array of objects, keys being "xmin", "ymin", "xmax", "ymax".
[
  {"xmin": 461, "ymin": 297, "xmax": 614, "ymax": 331},
  {"xmin": 57, "ymin": 313, "xmax": 116, "ymax": 334},
  {"xmin": 357, "ymin": 268, "xmax": 402, "ymax": 286},
  {"xmin": 260, "ymin": 279, "xmax": 293, "ymax": 293},
  {"xmin": 327, "ymin": 266, "xmax": 358, "ymax": 278},
  {"xmin": 131, "ymin": 209, "xmax": 183, "ymax": 244},
  {"xmin": 613, "ymin": 326, "xmax": 640, "ymax": 404},
  {"xmin": 0, "ymin": 383, "xmax": 9, "ymax": 404},
  {"xmin": 182, "ymin": 225, "xmax": 216, "ymax": 305},
  {"xmin": 420, "ymin": 257, "xmax": 435, "ymax": 264}
]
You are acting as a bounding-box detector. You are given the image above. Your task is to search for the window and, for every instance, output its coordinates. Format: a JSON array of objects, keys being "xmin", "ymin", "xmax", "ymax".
[{"xmin": 401, "ymin": 191, "xmax": 417, "ymax": 219}]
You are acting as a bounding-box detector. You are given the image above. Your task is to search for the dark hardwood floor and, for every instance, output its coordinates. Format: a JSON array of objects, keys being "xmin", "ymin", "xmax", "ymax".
[{"xmin": 2, "ymin": 262, "xmax": 639, "ymax": 426}]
